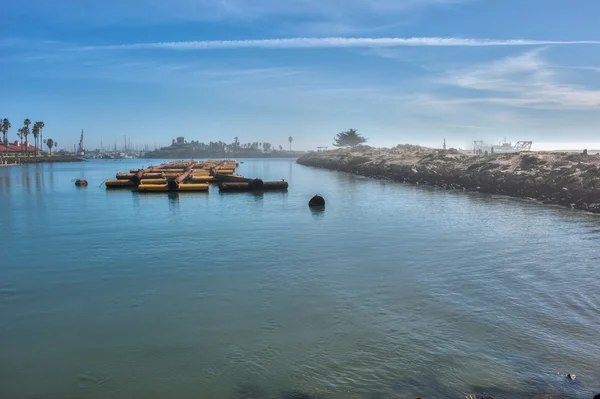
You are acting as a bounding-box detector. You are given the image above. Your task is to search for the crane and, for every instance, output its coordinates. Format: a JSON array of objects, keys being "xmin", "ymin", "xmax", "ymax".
[{"xmin": 78, "ymin": 129, "xmax": 84, "ymax": 157}]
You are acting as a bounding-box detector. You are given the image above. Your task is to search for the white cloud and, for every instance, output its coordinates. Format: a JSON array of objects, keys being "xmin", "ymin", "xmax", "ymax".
[
  {"xmin": 440, "ymin": 49, "xmax": 600, "ymax": 109},
  {"xmin": 81, "ymin": 37, "xmax": 600, "ymax": 51}
]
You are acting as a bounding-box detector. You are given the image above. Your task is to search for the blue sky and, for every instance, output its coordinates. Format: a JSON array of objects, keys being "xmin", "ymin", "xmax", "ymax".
[{"xmin": 2, "ymin": 0, "xmax": 600, "ymax": 151}]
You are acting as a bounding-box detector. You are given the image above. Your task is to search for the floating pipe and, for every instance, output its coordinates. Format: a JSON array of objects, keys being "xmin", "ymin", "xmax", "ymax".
[
  {"xmin": 138, "ymin": 184, "xmax": 169, "ymax": 192},
  {"xmin": 138, "ymin": 183, "xmax": 209, "ymax": 192},
  {"xmin": 219, "ymin": 181, "xmax": 288, "ymax": 192},
  {"xmin": 191, "ymin": 176, "xmax": 216, "ymax": 183},
  {"xmin": 116, "ymin": 173, "xmax": 135, "ymax": 180},
  {"xmin": 106, "ymin": 179, "xmax": 136, "ymax": 187},
  {"xmin": 178, "ymin": 183, "xmax": 209, "ymax": 192},
  {"xmin": 140, "ymin": 178, "xmax": 167, "ymax": 184}
]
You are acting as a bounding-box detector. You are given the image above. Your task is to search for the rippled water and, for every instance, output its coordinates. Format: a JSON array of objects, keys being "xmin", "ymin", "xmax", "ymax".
[{"xmin": 1, "ymin": 159, "xmax": 599, "ymax": 399}]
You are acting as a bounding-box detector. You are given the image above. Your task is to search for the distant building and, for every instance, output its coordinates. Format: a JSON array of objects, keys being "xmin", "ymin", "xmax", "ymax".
[{"xmin": 0, "ymin": 142, "xmax": 42, "ymax": 154}]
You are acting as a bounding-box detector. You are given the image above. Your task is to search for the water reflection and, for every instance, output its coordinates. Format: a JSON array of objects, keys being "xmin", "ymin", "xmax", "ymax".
[
  {"xmin": 168, "ymin": 192, "xmax": 180, "ymax": 213},
  {"xmin": 310, "ymin": 206, "xmax": 325, "ymax": 221}
]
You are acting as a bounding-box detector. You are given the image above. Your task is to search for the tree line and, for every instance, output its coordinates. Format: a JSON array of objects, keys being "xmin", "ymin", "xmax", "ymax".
[
  {"xmin": 169, "ymin": 136, "xmax": 295, "ymax": 153},
  {"xmin": 1, "ymin": 117, "xmax": 58, "ymax": 154}
]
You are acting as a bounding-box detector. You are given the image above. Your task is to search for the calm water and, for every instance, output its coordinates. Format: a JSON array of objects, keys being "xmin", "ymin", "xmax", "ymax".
[{"xmin": 1, "ymin": 159, "xmax": 599, "ymax": 399}]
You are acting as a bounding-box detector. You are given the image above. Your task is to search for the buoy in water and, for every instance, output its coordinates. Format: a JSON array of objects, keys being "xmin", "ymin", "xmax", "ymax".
[
  {"xmin": 75, "ymin": 179, "xmax": 88, "ymax": 187},
  {"xmin": 308, "ymin": 194, "xmax": 325, "ymax": 207}
]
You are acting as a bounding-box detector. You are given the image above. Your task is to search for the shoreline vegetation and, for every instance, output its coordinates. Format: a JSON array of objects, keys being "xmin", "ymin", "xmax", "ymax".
[
  {"xmin": 297, "ymin": 145, "xmax": 600, "ymax": 214},
  {"xmin": 1, "ymin": 154, "xmax": 83, "ymax": 165},
  {"xmin": 144, "ymin": 137, "xmax": 305, "ymax": 159}
]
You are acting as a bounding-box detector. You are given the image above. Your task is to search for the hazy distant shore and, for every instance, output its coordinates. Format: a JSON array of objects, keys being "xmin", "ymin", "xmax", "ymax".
[
  {"xmin": 144, "ymin": 150, "xmax": 306, "ymax": 159},
  {"xmin": 297, "ymin": 145, "xmax": 600, "ymax": 213}
]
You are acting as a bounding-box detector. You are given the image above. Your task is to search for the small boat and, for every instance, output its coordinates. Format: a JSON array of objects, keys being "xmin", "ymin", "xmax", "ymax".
[
  {"xmin": 216, "ymin": 174, "xmax": 251, "ymax": 183},
  {"xmin": 75, "ymin": 179, "xmax": 88, "ymax": 187}
]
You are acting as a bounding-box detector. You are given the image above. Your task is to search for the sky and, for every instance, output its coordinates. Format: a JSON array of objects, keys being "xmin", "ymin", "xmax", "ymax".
[{"xmin": 2, "ymin": 0, "xmax": 600, "ymax": 151}]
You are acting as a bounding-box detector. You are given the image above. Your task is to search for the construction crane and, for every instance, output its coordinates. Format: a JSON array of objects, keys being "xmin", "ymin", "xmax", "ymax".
[{"xmin": 78, "ymin": 129, "xmax": 84, "ymax": 157}]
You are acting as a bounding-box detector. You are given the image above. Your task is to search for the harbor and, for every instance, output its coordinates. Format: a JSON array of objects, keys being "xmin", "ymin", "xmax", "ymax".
[{"xmin": 104, "ymin": 160, "xmax": 289, "ymax": 193}]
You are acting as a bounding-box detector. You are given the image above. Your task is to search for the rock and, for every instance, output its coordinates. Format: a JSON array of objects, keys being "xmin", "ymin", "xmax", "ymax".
[
  {"xmin": 588, "ymin": 203, "xmax": 600, "ymax": 213},
  {"xmin": 296, "ymin": 147, "xmax": 600, "ymax": 213}
]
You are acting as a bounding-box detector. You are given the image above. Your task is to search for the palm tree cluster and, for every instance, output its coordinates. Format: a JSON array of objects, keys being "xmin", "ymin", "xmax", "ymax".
[{"xmin": 0, "ymin": 117, "xmax": 50, "ymax": 155}]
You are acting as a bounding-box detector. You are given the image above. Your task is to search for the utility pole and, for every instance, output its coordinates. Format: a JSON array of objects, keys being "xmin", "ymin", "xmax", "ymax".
[{"xmin": 443, "ymin": 138, "xmax": 446, "ymax": 150}]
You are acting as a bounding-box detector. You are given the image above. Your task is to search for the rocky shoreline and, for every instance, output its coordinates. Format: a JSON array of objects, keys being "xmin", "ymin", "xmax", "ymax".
[{"xmin": 297, "ymin": 145, "xmax": 600, "ymax": 214}]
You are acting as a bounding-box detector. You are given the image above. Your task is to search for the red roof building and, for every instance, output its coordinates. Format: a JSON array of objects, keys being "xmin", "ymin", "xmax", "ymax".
[{"xmin": 0, "ymin": 142, "xmax": 42, "ymax": 153}]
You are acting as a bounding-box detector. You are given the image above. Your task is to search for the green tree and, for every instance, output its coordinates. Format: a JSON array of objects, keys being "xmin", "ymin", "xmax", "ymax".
[
  {"xmin": 288, "ymin": 136, "xmax": 293, "ymax": 151},
  {"xmin": 1, "ymin": 118, "xmax": 10, "ymax": 148},
  {"xmin": 37, "ymin": 121, "xmax": 45, "ymax": 154},
  {"xmin": 17, "ymin": 127, "xmax": 24, "ymax": 146},
  {"xmin": 44, "ymin": 138, "xmax": 55, "ymax": 154},
  {"xmin": 333, "ymin": 128, "xmax": 367, "ymax": 148},
  {"xmin": 22, "ymin": 119, "xmax": 31, "ymax": 153},
  {"xmin": 263, "ymin": 142, "xmax": 272, "ymax": 152},
  {"xmin": 32, "ymin": 123, "xmax": 40, "ymax": 155}
]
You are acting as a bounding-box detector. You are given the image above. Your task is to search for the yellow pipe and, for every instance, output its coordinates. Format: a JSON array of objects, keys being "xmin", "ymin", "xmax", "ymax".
[
  {"xmin": 138, "ymin": 184, "xmax": 169, "ymax": 192},
  {"xmin": 178, "ymin": 184, "xmax": 209, "ymax": 191},
  {"xmin": 106, "ymin": 179, "xmax": 136, "ymax": 187},
  {"xmin": 140, "ymin": 178, "xmax": 167, "ymax": 184},
  {"xmin": 116, "ymin": 173, "xmax": 135, "ymax": 179},
  {"xmin": 191, "ymin": 176, "xmax": 216, "ymax": 182}
]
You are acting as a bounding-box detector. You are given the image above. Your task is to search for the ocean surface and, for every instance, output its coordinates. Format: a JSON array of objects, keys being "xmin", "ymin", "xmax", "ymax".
[{"xmin": 1, "ymin": 159, "xmax": 599, "ymax": 399}]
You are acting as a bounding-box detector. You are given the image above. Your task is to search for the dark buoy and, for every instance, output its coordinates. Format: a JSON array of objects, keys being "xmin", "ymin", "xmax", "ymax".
[
  {"xmin": 167, "ymin": 179, "xmax": 179, "ymax": 191},
  {"xmin": 308, "ymin": 194, "xmax": 325, "ymax": 207},
  {"xmin": 74, "ymin": 179, "xmax": 88, "ymax": 187},
  {"xmin": 248, "ymin": 179, "xmax": 264, "ymax": 189}
]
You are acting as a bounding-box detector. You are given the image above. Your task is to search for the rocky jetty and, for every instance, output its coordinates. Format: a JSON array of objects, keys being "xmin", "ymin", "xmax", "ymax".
[{"xmin": 297, "ymin": 145, "xmax": 600, "ymax": 213}]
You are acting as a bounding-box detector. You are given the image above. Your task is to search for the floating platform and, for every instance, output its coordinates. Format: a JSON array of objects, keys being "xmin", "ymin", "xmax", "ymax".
[{"xmin": 105, "ymin": 160, "xmax": 288, "ymax": 194}]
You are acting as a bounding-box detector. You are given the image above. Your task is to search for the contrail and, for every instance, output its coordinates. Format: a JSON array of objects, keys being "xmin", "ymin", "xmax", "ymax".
[{"xmin": 79, "ymin": 37, "xmax": 600, "ymax": 51}]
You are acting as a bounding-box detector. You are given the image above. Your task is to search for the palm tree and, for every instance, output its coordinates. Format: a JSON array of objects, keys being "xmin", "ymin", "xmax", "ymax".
[
  {"xmin": 17, "ymin": 128, "xmax": 24, "ymax": 146},
  {"xmin": 44, "ymin": 138, "xmax": 55, "ymax": 154},
  {"xmin": 1, "ymin": 118, "xmax": 10, "ymax": 148},
  {"xmin": 23, "ymin": 119, "xmax": 31, "ymax": 154},
  {"xmin": 37, "ymin": 121, "xmax": 45, "ymax": 154},
  {"xmin": 32, "ymin": 123, "xmax": 40, "ymax": 155},
  {"xmin": 288, "ymin": 136, "xmax": 293, "ymax": 151}
]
